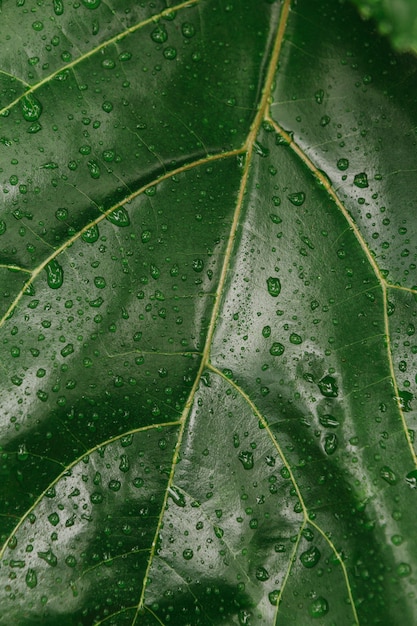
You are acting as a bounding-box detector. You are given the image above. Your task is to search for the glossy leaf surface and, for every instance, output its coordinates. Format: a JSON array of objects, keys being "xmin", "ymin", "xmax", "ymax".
[
  {"xmin": 1, "ymin": 0, "xmax": 417, "ymax": 624},
  {"xmin": 350, "ymin": 0, "xmax": 417, "ymax": 51}
]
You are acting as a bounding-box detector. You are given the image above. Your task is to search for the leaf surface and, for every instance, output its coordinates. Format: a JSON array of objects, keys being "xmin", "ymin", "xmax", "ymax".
[{"xmin": 1, "ymin": 0, "xmax": 417, "ymax": 624}]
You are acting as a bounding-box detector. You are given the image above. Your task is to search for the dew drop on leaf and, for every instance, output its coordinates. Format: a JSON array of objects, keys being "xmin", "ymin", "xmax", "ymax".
[
  {"xmin": 182, "ymin": 22, "xmax": 196, "ymax": 38},
  {"xmin": 45, "ymin": 259, "xmax": 64, "ymax": 289},
  {"xmin": 82, "ymin": 224, "xmax": 99, "ymax": 243},
  {"xmin": 354, "ymin": 172, "xmax": 369, "ymax": 188},
  {"xmin": 37, "ymin": 549, "xmax": 57, "ymax": 567},
  {"xmin": 238, "ymin": 450, "xmax": 254, "ymax": 470},
  {"xmin": 151, "ymin": 25, "xmax": 168, "ymax": 43},
  {"xmin": 268, "ymin": 590, "xmax": 280, "ymax": 606},
  {"xmin": 269, "ymin": 342, "xmax": 284, "ymax": 356},
  {"xmin": 53, "ymin": 0, "xmax": 64, "ymax": 15},
  {"xmin": 300, "ymin": 546, "xmax": 321, "ymax": 568},
  {"xmin": 82, "ymin": 0, "xmax": 101, "ymax": 8},
  {"xmin": 255, "ymin": 566, "xmax": 269, "ymax": 581},
  {"xmin": 337, "ymin": 158, "xmax": 349, "ymax": 170},
  {"xmin": 183, "ymin": 549, "xmax": 194, "ymax": 560},
  {"xmin": 266, "ymin": 276, "xmax": 281, "ymax": 297},
  {"xmin": 318, "ymin": 375, "xmax": 338, "ymax": 397},
  {"xmin": 289, "ymin": 332, "xmax": 302, "ymax": 345},
  {"xmin": 309, "ymin": 596, "xmax": 329, "ymax": 618},
  {"xmin": 380, "ymin": 465, "xmax": 398, "ymax": 485},
  {"xmin": 21, "ymin": 94, "xmax": 43, "ymax": 122},
  {"xmin": 319, "ymin": 414, "xmax": 339, "ymax": 428},
  {"xmin": 25, "ymin": 568, "xmax": 38, "ymax": 588},
  {"xmin": 324, "ymin": 433, "xmax": 338, "ymax": 455},
  {"xmin": 106, "ymin": 206, "xmax": 130, "ymax": 227},
  {"xmin": 288, "ymin": 191, "xmax": 305, "ymax": 206}
]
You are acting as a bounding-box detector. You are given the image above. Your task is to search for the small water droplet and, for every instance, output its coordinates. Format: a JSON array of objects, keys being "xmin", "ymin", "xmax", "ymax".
[
  {"xmin": 289, "ymin": 333, "xmax": 302, "ymax": 345},
  {"xmin": 45, "ymin": 260, "xmax": 64, "ymax": 289},
  {"xmin": 267, "ymin": 276, "xmax": 281, "ymax": 297},
  {"xmin": 163, "ymin": 47, "xmax": 177, "ymax": 60},
  {"xmin": 268, "ymin": 590, "xmax": 280, "ymax": 606},
  {"xmin": 288, "ymin": 192, "xmax": 305, "ymax": 206},
  {"xmin": 183, "ymin": 548, "xmax": 194, "ymax": 560},
  {"xmin": 82, "ymin": 0, "xmax": 101, "ymax": 8}
]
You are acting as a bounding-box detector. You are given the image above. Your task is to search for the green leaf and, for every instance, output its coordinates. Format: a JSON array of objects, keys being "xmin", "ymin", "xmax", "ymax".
[
  {"xmin": 350, "ymin": 0, "xmax": 417, "ymax": 52},
  {"xmin": 0, "ymin": 0, "xmax": 416, "ymax": 624}
]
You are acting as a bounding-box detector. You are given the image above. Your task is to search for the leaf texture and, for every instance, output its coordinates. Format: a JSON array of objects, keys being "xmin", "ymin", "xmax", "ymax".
[{"xmin": 0, "ymin": 0, "xmax": 417, "ymax": 624}]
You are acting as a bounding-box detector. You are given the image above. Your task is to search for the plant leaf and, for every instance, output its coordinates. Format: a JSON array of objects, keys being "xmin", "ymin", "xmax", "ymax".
[
  {"xmin": 1, "ymin": 0, "xmax": 417, "ymax": 624},
  {"xmin": 350, "ymin": 0, "xmax": 417, "ymax": 52}
]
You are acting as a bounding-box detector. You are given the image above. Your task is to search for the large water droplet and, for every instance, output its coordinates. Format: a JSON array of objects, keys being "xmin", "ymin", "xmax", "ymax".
[
  {"xmin": 288, "ymin": 191, "xmax": 305, "ymax": 206},
  {"xmin": 21, "ymin": 94, "xmax": 43, "ymax": 122},
  {"xmin": 37, "ymin": 549, "xmax": 58, "ymax": 567},
  {"xmin": 324, "ymin": 433, "xmax": 338, "ymax": 455},
  {"xmin": 45, "ymin": 259, "xmax": 64, "ymax": 289},
  {"xmin": 380, "ymin": 465, "xmax": 398, "ymax": 485},
  {"xmin": 25, "ymin": 568, "xmax": 38, "ymax": 588},
  {"xmin": 238, "ymin": 450, "xmax": 254, "ymax": 470},
  {"xmin": 106, "ymin": 206, "xmax": 130, "ymax": 227},
  {"xmin": 318, "ymin": 375, "xmax": 338, "ymax": 397},
  {"xmin": 82, "ymin": 0, "xmax": 101, "ymax": 8},
  {"xmin": 82, "ymin": 224, "xmax": 99, "ymax": 243},
  {"xmin": 300, "ymin": 546, "xmax": 321, "ymax": 568},
  {"xmin": 309, "ymin": 596, "xmax": 329, "ymax": 618},
  {"xmin": 151, "ymin": 24, "xmax": 168, "ymax": 43},
  {"xmin": 354, "ymin": 172, "xmax": 368, "ymax": 188}
]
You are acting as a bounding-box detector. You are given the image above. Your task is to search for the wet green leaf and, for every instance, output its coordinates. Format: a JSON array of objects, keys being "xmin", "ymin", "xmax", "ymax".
[{"xmin": 0, "ymin": 1, "xmax": 417, "ymax": 624}]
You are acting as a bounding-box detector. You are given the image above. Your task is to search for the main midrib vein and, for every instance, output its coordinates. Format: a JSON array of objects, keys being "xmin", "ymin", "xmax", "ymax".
[
  {"xmin": 132, "ymin": 0, "xmax": 294, "ymax": 621},
  {"xmin": 0, "ymin": 0, "xmax": 198, "ymax": 119}
]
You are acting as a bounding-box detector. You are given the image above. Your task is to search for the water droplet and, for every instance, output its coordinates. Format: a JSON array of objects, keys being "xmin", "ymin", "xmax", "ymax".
[
  {"xmin": 151, "ymin": 25, "xmax": 168, "ymax": 43},
  {"xmin": 106, "ymin": 206, "xmax": 130, "ymax": 227},
  {"xmin": 192, "ymin": 258, "xmax": 204, "ymax": 272},
  {"xmin": 150, "ymin": 264, "xmax": 160, "ymax": 279},
  {"xmin": 319, "ymin": 414, "xmax": 339, "ymax": 428},
  {"xmin": 53, "ymin": 0, "xmax": 64, "ymax": 15},
  {"xmin": 38, "ymin": 549, "xmax": 58, "ymax": 567},
  {"xmin": 17, "ymin": 443, "xmax": 29, "ymax": 461},
  {"xmin": 399, "ymin": 390, "xmax": 413, "ymax": 411},
  {"xmin": 82, "ymin": 224, "xmax": 99, "ymax": 243},
  {"xmin": 288, "ymin": 192, "xmax": 305, "ymax": 206},
  {"xmin": 182, "ymin": 22, "xmax": 195, "ymax": 38},
  {"xmin": 163, "ymin": 47, "xmax": 177, "ymax": 60},
  {"xmin": 60, "ymin": 343, "xmax": 74, "ymax": 357},
  {"xmin": 48, "ymin": 513, "xmax": 59, "ymax": 526},
  {"xmin": 309, "ymin": 596, "xmax": 329, "ymax": 618},
  {"xmin": 354, "ymin": 172, "xmax": 369, "ymax": 188},
  {"xmin": 380, "ymin": 465, "xmax": 398, "ymax": 485},
  {"xmin": 324, "ymin": 433, "xmax": 338, "ymax": 455},
  {"xmin": 318, "ymin": 375, "xmax": 338, "ymax": 397},
  {"xmin": 90, "ymin": 492, "xmax": 103, "ymax": 504},
  {"xmin": 255, "ymin": 566, "xmax": 269, "ymax": 581},
  {"xmin": 183, "ymin": 548, "xmax": 193, "ymax": 560},
  {"xmin": 65, "ymin": 555, "xmax": 77, "ymax": 567},
  {"xmin": 238, "ymin": 451, "xmax": 254, "ymax": 470},
  {"xmin": 82, "ymin": 0, "xmax": 101, "ymax": 8},
  {"xmin": 397, "ymin": 562, "xmax": 412, "ymax": 577},
  {"xmin": 268, "ymin": 590, "xmax": 280, "ymax": 606},
  {"xmin": 267, "ymin": 276, "xmax": 281, "ymax": 297},
  {"xmin": 21, "ymin": 94, "xmax": 43, "ymax": 122},
  {"xmin": 25, "ymin": 568, "xmax": 38, "ymax": 588},
  {"xmin": 289, "ymin": 333, "xmax": 302, "ymax": 345},
  {"xmin": 102, "ymin": 101, "xmax": 113, "ymax": 113},
  {"xmin": 270, "ymin": 342, "xmax": 284, "ymax": 356},
  {"xmin": 119, "ymin": 454, "xmax": 130, "ymax": 472},
  {"xmin": 108, "ymin": 479, "xmax": 121, "ymax": 492},
  {"xmin": 45, "ymin": 259, "xmax": 64, "ymax": 289},
  {"xmin": 300, "ymin": 546, "xmax": 321, "ymax": 568},
  {"xmin": 168, "ymin": 486, "xmax": 186, "ymax": 507},
  {"xmin": 254, "ymin": 142, "xmax": 269, "ymax": 157},
  {"xmin": 337, "ymin": 158, "xmax": 349, "ymax": 171},
  {"xmin": 94, "ymin": 276, "xmax": 106, "ymax": 289},
  {"xmin": 87, "ymin": 160, "xmax": 100, "ymax": 179}
]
